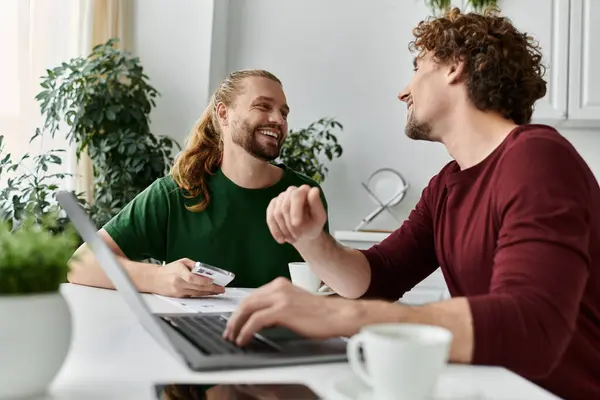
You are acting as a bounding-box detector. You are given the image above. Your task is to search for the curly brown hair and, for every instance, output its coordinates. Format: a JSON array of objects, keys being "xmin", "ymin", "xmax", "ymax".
[{"xmin": 409, "ymin": 6, "xmax": 547, "ymax": 125}]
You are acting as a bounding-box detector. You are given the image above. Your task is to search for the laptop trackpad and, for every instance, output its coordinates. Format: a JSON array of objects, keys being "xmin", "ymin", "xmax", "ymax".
[
  {"xmin": 257, "ymin": 326, "xmax": 347, "ymax": 356},
  {"xmin": 256, "ymin": 326, "xmax": 306, "ymax": 343}
]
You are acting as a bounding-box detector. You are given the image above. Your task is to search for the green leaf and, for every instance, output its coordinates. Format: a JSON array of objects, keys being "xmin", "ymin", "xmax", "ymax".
[
  {"xmin": 49, "ymin": 155, "xmax": 62, "ymax": 165},
  {"xmin": 105, "ymin": 107, "xmax": 116, "ymax": 120}
]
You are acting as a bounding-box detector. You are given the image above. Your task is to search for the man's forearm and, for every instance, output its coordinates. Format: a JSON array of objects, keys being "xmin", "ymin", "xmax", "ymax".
[
  {"xmin": 352, "ymin": 297, "xmax": 474, "ymax": 363},
  {"xmin": 294, "ymin": 231, "xmax": 372, "ymax": 299},
  {"xmin": 68, "ymin": 247, "xmax": 158, "ymax": 293}
]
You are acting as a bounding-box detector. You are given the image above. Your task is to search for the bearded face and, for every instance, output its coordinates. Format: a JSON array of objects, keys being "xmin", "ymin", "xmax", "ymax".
[
  {"xmin": 405, "ymin": 107, "xmax": 435, "ymax": 141},
  {"xmin": 230, "ymin": 117, "xmax": 285, "ymax": 161},
  {"xmin": 219, "ymin": 76, "xmax": 290, "ymax": 161},
  {"xmin": 401, "ymin": 52, "xmax": 453, "ymax": 143}
]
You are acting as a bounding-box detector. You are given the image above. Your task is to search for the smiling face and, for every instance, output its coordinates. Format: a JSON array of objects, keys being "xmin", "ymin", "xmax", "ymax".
[
  {"xmin": 220, "ymin": 76, "xmax": 289, "ymax": 161},
  {"xmin": 399, "ymin": 52, "xmax": 454, "ymax": 142}
]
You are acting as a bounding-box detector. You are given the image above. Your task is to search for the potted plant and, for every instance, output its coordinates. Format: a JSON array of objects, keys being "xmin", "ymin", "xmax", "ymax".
[
  {"xmin": 0, "ymin": 135, "xmax": 82, "ymax": 232},
  {"xmin": 425, "ymin": 0, "xmax": 497, "ymax": 14},
  {"xmin": 277, "ymin": 117, "xmax": 343, "ymax": 183},
  {"xmin": 33, "ymin": 38, "xmax": 180, "ymax": 227},
  {"xmin": 0, "ymin": 213, "xmax": 79, "ymax": 398}
]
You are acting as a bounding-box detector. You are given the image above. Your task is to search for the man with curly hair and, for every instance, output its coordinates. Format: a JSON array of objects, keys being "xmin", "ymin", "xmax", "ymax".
[
  {"xmin": 68, "ymin": 69, "xmax": 330, "ymax": 298},
  {"xmin": 224, "ymin": 7, "xmax": 599, "ymax": 400}
]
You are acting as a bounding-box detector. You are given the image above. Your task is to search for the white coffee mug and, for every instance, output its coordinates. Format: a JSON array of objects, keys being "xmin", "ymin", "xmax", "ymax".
[
  {"xmin": 288, "ymin": 262, "xmax": 321, "ymax": 292},
  {"xmin": 347, "ymin": 323, "xmax": 452, "ymax": 400}
]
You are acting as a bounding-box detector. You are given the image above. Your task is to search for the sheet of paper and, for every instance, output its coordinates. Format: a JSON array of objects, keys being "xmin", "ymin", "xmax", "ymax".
[{"xmin": 155, "ymin": 288, "xmax": 253, "ymax": 313}]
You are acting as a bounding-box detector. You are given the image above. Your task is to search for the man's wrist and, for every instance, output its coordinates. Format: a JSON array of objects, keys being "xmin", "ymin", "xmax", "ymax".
[
  {"xmin": 295, "ymin": 229, "xmax": 330, "ymax": 254},
  {"xmin": 330, "ymin": 298, "xmax": 391, "ymax": 337},
  {"xmin": 344, "ymin": 299, "xmax": 408, "ymax": 332}
]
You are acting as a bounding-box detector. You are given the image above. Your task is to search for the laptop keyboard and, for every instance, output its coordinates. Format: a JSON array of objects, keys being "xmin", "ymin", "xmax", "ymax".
[{"xmin": 166, "ymin": 315, "xmax": 279, "ymax": 355}]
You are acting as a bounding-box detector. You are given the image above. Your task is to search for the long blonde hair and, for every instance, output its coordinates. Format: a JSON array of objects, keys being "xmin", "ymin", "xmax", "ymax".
[{"xmin": 171, "ymin": 69, "xmax": 282, "ymax": 212}]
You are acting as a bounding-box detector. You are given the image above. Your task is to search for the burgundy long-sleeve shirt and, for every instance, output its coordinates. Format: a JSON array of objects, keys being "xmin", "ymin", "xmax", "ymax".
[{"xmin": 360, "ymin": 124, "xmax": 600, "ymax": 400}]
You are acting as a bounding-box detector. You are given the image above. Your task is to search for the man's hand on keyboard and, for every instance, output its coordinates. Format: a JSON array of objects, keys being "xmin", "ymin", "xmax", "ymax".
[
  {"xmin": 152, "ymin": 258, "xmax": 225, "ymax": 298},
  {"xmin": 223, "ymin": 277, "xmax": 363, "ymax": 346}
]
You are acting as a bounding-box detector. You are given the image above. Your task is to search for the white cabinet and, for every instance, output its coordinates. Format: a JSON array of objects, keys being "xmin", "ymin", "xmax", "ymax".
[
  {"xmin": 568, "ymin": 0, "xmax": 600, "ymax": 126},
  {"xmin": 497, "ymin": 0, "xmax": 570, "ymax": 125},
  {"xmin": 333, "ymin": 230, "xmax": 449, "ymax": 305},
  {"xmin": 454, "ymin": 0, "xmax": 600, "ymax": 128}
]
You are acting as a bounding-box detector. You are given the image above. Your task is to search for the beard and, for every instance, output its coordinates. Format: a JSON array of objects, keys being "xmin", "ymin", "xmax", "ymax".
[
  {"xmin": 405, "ymin": 109, "xmax": 435, "ymax": 142},
  {"xmin": 230, "ymin": 119, "xmax": 283, "ymax": 161}
]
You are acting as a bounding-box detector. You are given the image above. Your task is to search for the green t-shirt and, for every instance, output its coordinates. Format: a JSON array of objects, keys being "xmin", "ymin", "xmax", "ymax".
[{"xmin": 103, "ymin": 164, "xmax": 329, "ymax": 289}]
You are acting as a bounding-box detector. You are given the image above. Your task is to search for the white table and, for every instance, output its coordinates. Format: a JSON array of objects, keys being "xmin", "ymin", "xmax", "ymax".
[{"xmin": 43, "ymin": 284, "xmax": 561, "ymax": 399}]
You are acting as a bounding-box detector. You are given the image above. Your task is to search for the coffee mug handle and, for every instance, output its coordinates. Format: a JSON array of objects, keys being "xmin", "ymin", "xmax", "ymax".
[{"xmin": 346, "ymin": 333, "xmax": 373, "ymax": 386}]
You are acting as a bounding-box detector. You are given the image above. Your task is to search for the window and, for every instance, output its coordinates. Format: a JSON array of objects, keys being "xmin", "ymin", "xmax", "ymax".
[
  {"xmin": 0, "ymin": 0, "xmax": 79, "ymax": 190},
  {"xmin": 0, "ymin": 0, "xmax": 20, "ymax": 118}
]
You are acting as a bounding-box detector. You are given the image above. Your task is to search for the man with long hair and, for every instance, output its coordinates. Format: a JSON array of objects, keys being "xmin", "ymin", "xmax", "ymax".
[
  {"xmin": 68, "ymin": 69, "xmax": 329, "ymax": 298},
  {"xmin": 224, "ymin": 8, "xmax": 600, "ymax": 400}
]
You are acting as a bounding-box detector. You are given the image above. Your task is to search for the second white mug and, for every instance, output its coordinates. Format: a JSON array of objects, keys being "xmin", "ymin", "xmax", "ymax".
[{"xmin": 288, "ymin": 262, "xmax": 321, "ymax": 292}]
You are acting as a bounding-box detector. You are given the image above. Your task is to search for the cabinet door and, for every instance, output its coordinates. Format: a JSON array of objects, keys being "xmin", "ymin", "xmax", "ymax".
[
  {"xmin": 567, "ymin": 0, "xmax": 600, "ymax": 127},
  {"xmin": 496, "ymin": 0, "xmax": 570, "ymax": 125}
]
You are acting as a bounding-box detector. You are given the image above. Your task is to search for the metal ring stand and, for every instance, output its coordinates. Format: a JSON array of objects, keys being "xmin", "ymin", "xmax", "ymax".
[{"xmin": 354, "ymin": 168, "xmax": 409, "ymax": 231}]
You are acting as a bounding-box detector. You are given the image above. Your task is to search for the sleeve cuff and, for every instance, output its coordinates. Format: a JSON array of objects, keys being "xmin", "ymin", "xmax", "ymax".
[
  {"xmin": 467, "ymin": 294, "xmax": 512, "ymax": 366},
  {"xmin": 358, "ymin": 248, "xmax": 401, "ymax": 301},
  {"xmin": 103, "ymin": 222, "xmax": 134, "ymax": 260}
]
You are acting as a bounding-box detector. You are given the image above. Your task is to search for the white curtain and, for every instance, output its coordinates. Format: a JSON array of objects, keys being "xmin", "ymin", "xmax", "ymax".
[
  {"xmin": 0, "ymin": 0, "xmax": 127, "ymax": 199},
  {"xmin": 0, "ymin": 0, "xmax": 80, "ymax": 190},
  {"xmin": 73, "ymin": 0, "xmax": 127, "ymax": 204}
]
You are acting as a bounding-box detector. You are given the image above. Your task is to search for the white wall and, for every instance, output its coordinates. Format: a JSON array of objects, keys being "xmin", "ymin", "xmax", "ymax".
[
  {"xmin": 130, "ymin": 0, "xmax": 600, "ymax": 232},
  {"xmin": 226, "ymin": 0, "xmax": 454, "ymax": 231},
  {"xmin": 207, "ymin": 0, "xmax": 230, "ymax": 95},
  {"xmin": 129, "ymin": 0, "xmax": 220, "ymax": 147}
]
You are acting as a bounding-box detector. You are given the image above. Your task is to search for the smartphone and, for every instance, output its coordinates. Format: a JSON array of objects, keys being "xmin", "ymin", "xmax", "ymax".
[
  {"xmin": 192, "ymin": 261, "xmax": 235, "ymax": 287},
  {"xmin": 155, "ymin": 382, "xmax": 320, "ymax": 399}
]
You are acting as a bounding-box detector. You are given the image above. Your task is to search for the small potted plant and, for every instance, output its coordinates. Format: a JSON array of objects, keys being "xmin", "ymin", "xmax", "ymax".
[
  {"xmin": 0, "ymin": 212, "xmax": 79, "ymax": 398},
  {"xmin": 425, "ymin": 0, "xmax": 498, "ymax": 14},
  {"xmin": 277, "ymin": 117, "xmax": 343, "ymax": 184}
]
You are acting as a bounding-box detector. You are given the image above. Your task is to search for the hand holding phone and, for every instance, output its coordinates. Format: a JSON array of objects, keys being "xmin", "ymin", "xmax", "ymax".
[
  {"xmin": 154, "ymin": 258, "xmax": 224, "ymax": 298},
  {"xmin": 192, "ymin": 262, "xmax": 236, "ymax": 287}
]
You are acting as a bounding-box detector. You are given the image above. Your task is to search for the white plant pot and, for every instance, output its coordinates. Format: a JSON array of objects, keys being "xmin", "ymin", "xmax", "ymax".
[{"xmin": 0, "ymin": 291, "xmax": 72, "ymax": 399}]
